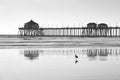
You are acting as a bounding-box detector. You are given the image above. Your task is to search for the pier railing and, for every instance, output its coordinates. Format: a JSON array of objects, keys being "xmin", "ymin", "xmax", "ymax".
[{"xmin": 18, "ymin": 27, "xmax": 120, "ymax": 37}]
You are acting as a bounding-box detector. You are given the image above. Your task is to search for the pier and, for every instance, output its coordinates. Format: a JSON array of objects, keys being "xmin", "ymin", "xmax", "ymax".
[{"xmin": 18, "ymin": 20, "xmax": 120, "ymax": 37}]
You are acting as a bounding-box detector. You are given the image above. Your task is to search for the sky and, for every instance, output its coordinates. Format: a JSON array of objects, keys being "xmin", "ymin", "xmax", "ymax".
[{"xmin": 0, "ymin": 0, "xmax": 120, "ymax": 34}]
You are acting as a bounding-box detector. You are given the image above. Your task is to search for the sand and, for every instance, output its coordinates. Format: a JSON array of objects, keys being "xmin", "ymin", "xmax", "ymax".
[{"xmin": 0, "ymin": 35, "xmax": 120, "ymax": 49}]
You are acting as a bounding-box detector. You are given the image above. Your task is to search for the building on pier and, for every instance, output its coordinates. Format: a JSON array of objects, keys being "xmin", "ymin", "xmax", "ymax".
[
  {"xmin": 82, "ymin": 23, "xmax": 109, "ymax": 36},
  {"xmin": 19, "ymin": 20, "xmax": 44, "ymax": 36},
  {"xmin": 18, "ymin": 20, "xmax": 120, "ymax": 37}
]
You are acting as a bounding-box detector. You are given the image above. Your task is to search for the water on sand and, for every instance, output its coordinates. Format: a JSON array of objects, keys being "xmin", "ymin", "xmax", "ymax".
[{"xmin": 0, "ymin": 36, "xmax": 120, "ymax": 80}]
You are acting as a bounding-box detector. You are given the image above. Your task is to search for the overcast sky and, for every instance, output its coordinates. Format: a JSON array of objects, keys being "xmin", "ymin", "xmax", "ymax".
[{"xmin": 0, "ymin": 0, "xmax": 120, "ymax": 34}]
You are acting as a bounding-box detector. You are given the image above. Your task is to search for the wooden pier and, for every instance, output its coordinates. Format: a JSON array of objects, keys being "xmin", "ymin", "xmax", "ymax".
[
  {"xmin": 18, "ymin": 20, "xmax": 120, "ymax": 37},
  {"xmin": 19, "ymin": 27, "xmax": 120, "ymax": 37}
]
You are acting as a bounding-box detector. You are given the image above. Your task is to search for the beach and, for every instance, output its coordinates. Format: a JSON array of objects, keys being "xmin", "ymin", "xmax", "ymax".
[
  {"xmin": 0, "ymin": 35, "xmax": 120, "ymax": 80},
  {"xmin": 0, "ymin": 35, "xmax": 120, "ymax": 48}
]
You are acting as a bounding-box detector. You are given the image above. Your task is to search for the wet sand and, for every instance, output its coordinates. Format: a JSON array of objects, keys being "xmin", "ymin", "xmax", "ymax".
[{"xmin": 0, "ymin": 35, "xmax": 120, "ymax": 48}]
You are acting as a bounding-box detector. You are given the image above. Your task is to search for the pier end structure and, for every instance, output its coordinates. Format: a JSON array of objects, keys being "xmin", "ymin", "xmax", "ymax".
[{"xmin": 18, "ymin": 20, "xmax": 44, "ymax": 36}]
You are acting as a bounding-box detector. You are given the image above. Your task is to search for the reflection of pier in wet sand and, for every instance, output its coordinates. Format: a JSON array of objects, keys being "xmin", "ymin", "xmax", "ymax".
[
  {"xmin": 24, "ymin": 50, "xmax": 39, "ymax": 60},
  {"xmin": 20, "ymin": 47, "xmax": 120, "ymax": 61}
]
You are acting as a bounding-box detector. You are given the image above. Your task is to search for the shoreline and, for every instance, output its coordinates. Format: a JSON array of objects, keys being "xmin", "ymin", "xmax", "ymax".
[{"xmin": 0, "ymin": 35, "xmax": 120, "ymax": 48}]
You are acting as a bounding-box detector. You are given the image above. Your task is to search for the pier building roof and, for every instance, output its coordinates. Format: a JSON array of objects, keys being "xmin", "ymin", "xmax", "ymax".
[
  {"xmin": 98, "ymin": 23, "xmax": 108, "ymax": 28},
  {"xmin": 87, "ymin": 23, "xmax": 97, "ymax": 29},
  {"xmin": 24, "ymin": 20, "xmax": 39, "ymax": 29}
]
